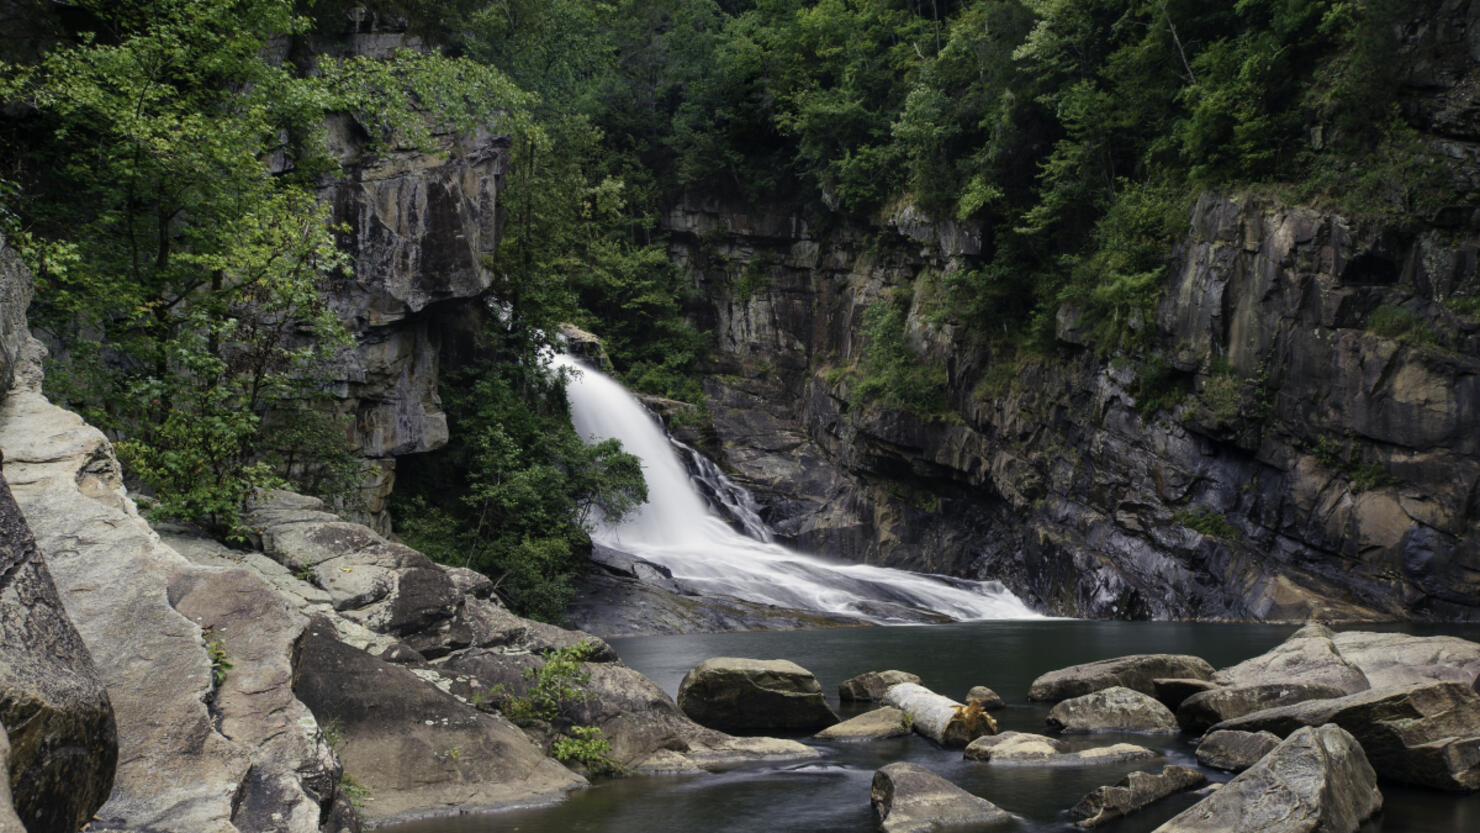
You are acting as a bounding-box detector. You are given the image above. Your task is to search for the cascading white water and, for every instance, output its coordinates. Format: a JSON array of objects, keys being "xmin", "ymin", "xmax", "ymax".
[{"xmin": 556, "ymin": 353, "xmax": 1042, "ymax": 623}]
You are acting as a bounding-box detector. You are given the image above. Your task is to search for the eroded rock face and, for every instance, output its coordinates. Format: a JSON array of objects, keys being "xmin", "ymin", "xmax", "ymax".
[
  {"xmin": 870, "ymin": 761, "xmax": 1012, "ymax": 833},
  {"xmin": 1178, "ymin": 683, "xmax": 1351, "ymax": 735},
  {"xmin": 1046, "ymin": 687, "xmax": 1181, "ymax": 735},
  {"xmin": 677, "ymin": 658, "xmax": 839, "ymax": 731},
  {"xmin": 1153, "ymin": 724, "xmax": 1382, "ymax": 833},
  {"xmin": 667, "ymin": 119, "xmax": 1480, "ymax": 621},
  {"xmin": 1029, "ymin": 654, "xmax": 1214, "ymax": 701},
  {"xmin": 1070, "ymin": 765, "xmax": 1207, "ymax": 829},
  {"xmin": 0, "ymin": 477, "xmax": 115, "ymax": 833}
]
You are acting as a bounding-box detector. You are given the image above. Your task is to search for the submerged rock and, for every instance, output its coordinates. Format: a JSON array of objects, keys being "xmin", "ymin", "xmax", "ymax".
[
  {"xmin": 1070, "ymin": 765, "xmax": 1207, "ymax": 828},
  {"xmin": 815, "ymin": 707, "xmax": 911, "ymax": 741},
  {"xmin": 870, "ymin": 761, "xmax": 1013, "ymax": 833},
  {"xmin": 1196, "ymin": 729, "xmax": 1281, "ymax": 772},
  {"xmin": 1029, "ymin": 655, "xmax": 1214, "ymax": 702},
  {"xmin": 1048, "ymin": 687, "xmax": 1180, "ymax": 734},
  {"xmin": 963, "ymin": 732, "xmax": 1158, "ymax": 766},
  {"xmin": 1153, "ymin": 724, "xmax": 1381, "ymax": 833},
  {"xmin": 677, "ymin": 658, "xmax": 838, "ymax": 731},
  {"xmin": 839, "ymin": 670, "xmax": 921, "ymax": 702}
]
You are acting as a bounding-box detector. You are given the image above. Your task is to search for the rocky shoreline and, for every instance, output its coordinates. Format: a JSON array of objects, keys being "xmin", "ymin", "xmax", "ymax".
[{"xmin": 665, "ymin": 625, "xmax": 1480, "ymax": 833}]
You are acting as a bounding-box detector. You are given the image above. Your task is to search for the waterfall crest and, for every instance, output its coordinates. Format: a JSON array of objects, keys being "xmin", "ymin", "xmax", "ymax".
[{"xmin": 556, "ymin": 353, "xmax": 1042, "ymax": 623}]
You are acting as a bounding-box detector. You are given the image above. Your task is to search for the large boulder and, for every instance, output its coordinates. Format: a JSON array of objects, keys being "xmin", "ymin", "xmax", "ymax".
[
  {"xmin": 1152, "ymin": 724, "xmax": 1382, "ymax": 833},
  {"xmin": 1029, "ymin": 655, "xmax": 1214, "ymax": 702},
  {"xmin": 1178, "ymin": 683, "xmax": 1350, "ymax": 734},
  {"xmin": 815, "ymin": 708, "xmax": 911, "ymax": 741},
  {"xmin": 1048, "ymin": 687, "xmax": 1180, "ymax": 734},
  {"xmin": 839, "ymin": 670, "xmax": 921, "ymax": 701},
  {"xmin": 1328, "ymin": 631, "xmax": 1480, "ymax": 690},
  {"xmin": 0, "ymin": 725, "xmax": 22, "ymax": 833},
  {"xmin": 1153, "ymin": 678, "xmax": 1220, "ymax": 710},
  {"xmin": 1210, "ymin": 681, "xmax": 1480, "ymax": 790},
  {"xmin": 1212, "ymin": 630, "xmax": 1369, "ymax": 694},
  {"xmin": 870, "ymin": 761, "xmax": 1013, "ymax": 833},
  {"xmin": 677, "ymin": 658, "xmax": 838, "ymax": 731},
  {"xmin": 292, "ymin": 620, "xmax": 584, "ymax": 822},
  {"xmin": 1196, "ymin": 729, "xmax": 1281, "ymax": 772},
  {"xmin": 963, "ymin": 732, "xmax": 1158, "ymax": 766},
  {"xmin": 0, "ymin": 478, "xmax": 116, "ymax": 833},
  {"xmin": 1069, "ymin": 765, "xmax": 1207, "ymax": 828}
]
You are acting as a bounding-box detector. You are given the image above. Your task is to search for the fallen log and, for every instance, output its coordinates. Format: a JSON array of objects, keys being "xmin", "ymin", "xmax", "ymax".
[{"xmin": 883, "ymin": 682, "xmax": 997, "ymax": 747}]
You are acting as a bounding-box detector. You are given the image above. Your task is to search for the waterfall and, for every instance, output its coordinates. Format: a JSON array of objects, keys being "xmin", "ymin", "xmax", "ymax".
[{"xmin": 555, "ymin": 353, "xmax": 1042, "ymax": 624}]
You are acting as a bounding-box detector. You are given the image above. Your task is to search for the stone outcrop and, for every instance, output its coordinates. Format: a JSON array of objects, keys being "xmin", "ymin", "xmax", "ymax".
[
  {"xmin": 814, "ymin": 707, "xmax": 911, "ymax": 741},
  {"xmin": 1047, "ymin": 687, "xmax": 1181, "ymax": 734},
  {"xmin": 0, "ymin": 476, "xmax": 115, "ymax": 833},
  {"xmin": 839, "ymin": 670, "xmax": 922, "ymax": 701},
  {"xmin": 677, "ymin": 658, "xmax": 839, "ymax": 731},
  {"xmin": 0, "ymin": 375, "xmax": 339, "ymax": 831},
  {"xmin": 1152, "ymin": 724, "xmax": 1382, "ymax": 833},
  {"xmin": 870, "ymin": 761, "xmax": 1013, "ymax": 833},
  {"xmin": 1029, "ymin": 654, "xmax": 1214, "ymax": 701},
  {"xmin": 666, "ymin": 17, "xmax": 1480, "ymax": 622},
  {"xmin": 1069, "ymin": 765, "xmax": 1206, "ymax": 829},
  {"xmin": 963, "ymin": 732, "xmax": 1158, "ymax": 766},
  {"xmin": 1210, "ymin": 680, "xmax": 1480, "ymax": 790},
  {"xmin": 1196, "ymin": 729, "xmax": 1282, "ymax": 772}
]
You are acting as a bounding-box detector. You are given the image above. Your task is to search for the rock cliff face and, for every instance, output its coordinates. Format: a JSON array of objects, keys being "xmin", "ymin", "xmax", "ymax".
[
  {"xmin": 661, "ymin": 3, "xmax": 1480, "ymax": 620},
  {"xmin": 667, "ymin": 187, "xmax": 1480, "ymax": 621}
]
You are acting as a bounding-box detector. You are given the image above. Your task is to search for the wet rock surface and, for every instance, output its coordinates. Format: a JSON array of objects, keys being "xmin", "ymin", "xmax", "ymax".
[
  {"xmin": 840, "ymin": 670, "xmax": 922, "ymax": 701},
  {"xmin": 1047, "ymin": 687, "xmax": 1181, "ymax": 734},
  {"xmin": 1029, "ymin": 655, "xmax": 1215, "ymax": 702},
  {"xmin": 870, "ymin": 761, "xmax": 1013, "ymax": 833},
  {"xmin": 1152, "ymin": 724, "xmax": 1382, "ymax": 833},
  {"xmin": 677, "ymin": 657, "xmax": 839, "ymax": 731},
  {"xmin": 1069, "ymin": 765, "xmax": 1207, "ymax": 828},
  {"xmin": 963, "ymin": 732, "xmax": 1158, "ymax": 766},
  {"xmin": 1196, "ymin": 729, "xmax": 1282, "ymax": 772}
]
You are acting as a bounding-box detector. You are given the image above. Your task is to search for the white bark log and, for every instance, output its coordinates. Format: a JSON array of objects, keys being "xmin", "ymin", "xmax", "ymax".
[{"xmin": 882, "ymin": 682, "xmax": 983, "ymax": 747}]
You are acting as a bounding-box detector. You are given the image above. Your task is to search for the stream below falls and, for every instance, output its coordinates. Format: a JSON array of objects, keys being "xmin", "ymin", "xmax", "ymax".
[{"xmin": 383, "ymin": 620, "xmax": 1480, "ymax": 833}]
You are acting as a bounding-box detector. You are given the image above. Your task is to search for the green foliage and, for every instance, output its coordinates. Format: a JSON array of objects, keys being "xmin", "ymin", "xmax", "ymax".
[
  {"xmin": 551, "ymin": 724, "xmax": 621, "ymax": 775},
  {"xmin": 394, "ymin": 345, "xmax": 646, "ymax": 621},
  {"xmin": 203, "ymin": 628, "xmax": 233, "ymax": 689},
  {"xmin": 1172, "ymin": 505, "xmax": 1241, "ymax": 540},
  {"xmin": 338, "ymin": 774, "xmax": 372, "ymax": 811},
  {"xmin": 851, "ymin": 290, "xmax": 951, "ymax": 415},
  {"xmin": 1365, "ymin": 305, "xmax": 1437, "ymax": 346},
  {"xmin": 1445, "ymin": 295, "xmax": 1480, "ymax": 320},
  {"xmin": 1310, "ymin": 434, "xmax": 1397, "ymax": 493},
  {"xmin": 1196, "ymin": 358, "xmax": 1270, "ymax": 424},
  {"xmin": 1131, "ymin": 356, "xmax": 1190, "ymax": 420},
  {"xmin": 0, "ymin": 0, "xmax": 522, "ymax": 537}
]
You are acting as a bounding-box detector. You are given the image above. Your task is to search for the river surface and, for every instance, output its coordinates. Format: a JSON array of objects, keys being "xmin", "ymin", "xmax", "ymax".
[{"xmin": 385, "ymin": 620, "xmax": 1480, "ymax": 833}]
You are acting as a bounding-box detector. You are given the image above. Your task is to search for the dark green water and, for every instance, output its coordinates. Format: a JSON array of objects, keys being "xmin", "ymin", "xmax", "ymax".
[{"xmin": 384, "ymin": 621, "xmax": 1480, "ymax": 833}]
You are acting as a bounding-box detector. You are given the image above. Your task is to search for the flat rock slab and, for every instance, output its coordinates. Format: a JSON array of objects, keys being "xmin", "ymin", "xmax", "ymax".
[
  {"xmin": 678, "ymin": 658, "xmax": 838, "ymax": 731},
  {"xmin": 871, "ymin": 761, "xmax": 1013, "ymax": 833},
  {"xmin": 1030, "ymin": 655, "xmax": 1213, "ymax": 702},
  {"xmin": 1196, "ymin": 729, "xmax": 1281, "ymax": 772},
  {"xmin": 1213, "ymin": 633, "xmax": 1370, "ymax": 694},
  {"xmin": 815, "ymin": 707, "xmax": 911, "ymax": 741},
  {"xmin": 1070, "ymin": 765, "xmax": 1207, "ymax": 828},
  {"xmin": 964, "ymin": 732, "xmax": 1158, "ymax": 767},
  {"xmin": 292, "ymin": 620, "xmax": 584, "ymax": 822},
  {"xmin": 1178, "ymin": 683, "xmax": 1350, "ymax": 734},
  {"xmin": 839, "ymin": 670, "xmax": 921, "ymax": 702},
  {"xmin": 1210, "ymin": 681, "xmax": 1480, "ymax": 790},
  {"xmin": 1048, "ymin": 686, "xmax": 1180, "ymax": 734},
  {"xmin": 1153, "ymin": 724, "xmax": 1382, "ymax": 833}
]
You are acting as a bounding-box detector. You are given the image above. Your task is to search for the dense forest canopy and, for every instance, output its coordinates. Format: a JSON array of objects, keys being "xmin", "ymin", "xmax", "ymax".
[{"xmin": 0, "ymin": 0, "xmax": 1454, "ymax": 618}]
